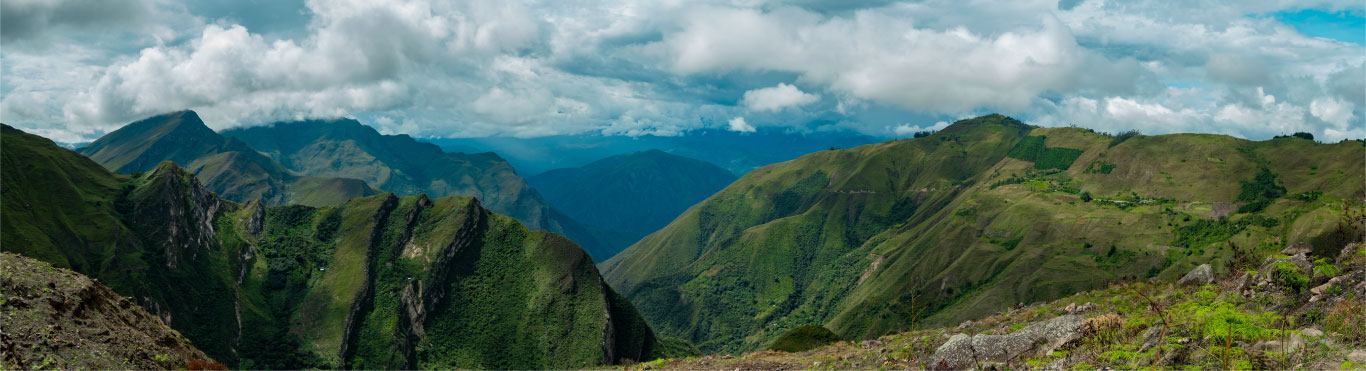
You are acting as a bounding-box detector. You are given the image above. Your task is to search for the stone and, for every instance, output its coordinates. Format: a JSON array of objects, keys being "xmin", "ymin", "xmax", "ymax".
[
  {"xmin": 1312, "ymin": 276, "xmax": 1345, "ymax": 295},
  {"xmin": 1281, "ymin": 242, "xmax": 1312, "ymax": 255},
  {"xmin": 1231, "ymin": 272, "xmax": 1254, "ymax": 292},
  {"xmin": 1300, "ymin": 328, "xmax": 1323, "ymax": 337},
  {"xmin": 1252, "ymin": 333, "xmax": 1304, "ymax": 354},
  {"xmin": 1177, "ymin": 264, "xmax": 1214, "ymax": 286},
  {"xmin": 1347, "ymin": 349, "xmax": 1366, "ymax": 363},
  {"xmin": 1338, "ymin": 242, "xmax": 1363, "ymax": 266},
  {"xmin": 928, "ymin": 315, "xmax": 1084, "ymax": 369}
]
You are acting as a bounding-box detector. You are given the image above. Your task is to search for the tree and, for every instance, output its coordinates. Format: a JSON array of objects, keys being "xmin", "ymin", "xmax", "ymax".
[{"xmin": 1080, "ymin": 191, "xmax": 1093, "ymax": 202}]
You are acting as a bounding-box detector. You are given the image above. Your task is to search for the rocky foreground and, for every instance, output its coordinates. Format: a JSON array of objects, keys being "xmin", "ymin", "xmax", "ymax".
[
  {"xmin": 0, "ymin": 253, "xmax": 220, "ymax": 369},
  {"xmin": 620, "ymin": 242, "xmax": 1366, "ymax": 370}
]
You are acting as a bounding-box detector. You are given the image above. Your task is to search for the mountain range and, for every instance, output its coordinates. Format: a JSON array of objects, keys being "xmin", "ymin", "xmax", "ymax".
[
  {"xmin": 75, "ymin": 112, "xmax": 625, "ymax": 262},
  {"xmin": 423, "ymin": 128, "xmax": 883, "ymax": 177},
  {"xmin": 2, "ymin": 124, "xmax": 664, "ymax": 368},
  {"xmin": 529, "ymin": 150, "xmax": 737, "ymax": 257},
  {"xmin": 4, "ymin": 112, "xmax": 1362, "ymax": 369},
  {"xmin": 601, "ymin": 114, "xmax": 1364, "ymax": 353},
  {"xmin": 78, "ymin": 111, "xmax": 378, "ymax": 207}
]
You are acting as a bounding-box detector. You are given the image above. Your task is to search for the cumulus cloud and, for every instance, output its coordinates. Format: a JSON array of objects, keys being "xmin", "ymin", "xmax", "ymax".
[
  {"xmin": 892, "ymin": 120, "xmax": 948, "ymax": 137},
  {"xmin": 655, "ymin": 5, "xmax": 1142, "ymax": 114},
  {"xmin": 727, "ymin": 116, "xmax": 756, "ymax": 133},
  {"xmin": 741, "ymin": 83, "xmax": 819, "ymax": 112},
  {"xmin": 0, "ymin": 0, "xmax": 1362, "ymax": 142}
]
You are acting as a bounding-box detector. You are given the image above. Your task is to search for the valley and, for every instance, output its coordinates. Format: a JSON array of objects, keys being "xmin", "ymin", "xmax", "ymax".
[
  {"xmin": 2, "ymin": 113, "xmax": 1361, "ymax": 370},
  {"xmin": 2, "ymin": 124, "xmax": 665, "ymax": 369}
]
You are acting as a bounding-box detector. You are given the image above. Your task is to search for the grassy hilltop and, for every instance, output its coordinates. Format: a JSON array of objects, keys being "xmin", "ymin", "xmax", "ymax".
[{"xmin": 601, "ymin": 114, "xmax": 1365, "ymax": 353}]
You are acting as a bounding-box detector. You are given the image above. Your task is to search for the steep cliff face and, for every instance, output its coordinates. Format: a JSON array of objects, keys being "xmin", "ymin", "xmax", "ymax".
[
  {"xmin": 126, "ymin": 162, "xmax": 226, "ymax": 269},
  {"xmin": 5, "ymin": 124, "xmax": 663, "ymax": 369}
]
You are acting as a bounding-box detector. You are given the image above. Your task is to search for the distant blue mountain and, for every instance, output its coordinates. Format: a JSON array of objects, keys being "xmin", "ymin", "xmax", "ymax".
[
  {"xmin": 528, "ymin": 150, "xmax": 737, "ymax": 260},
  {"xmin": 421, "ymin": 129, "xmax": 885, "ymax": 177}
]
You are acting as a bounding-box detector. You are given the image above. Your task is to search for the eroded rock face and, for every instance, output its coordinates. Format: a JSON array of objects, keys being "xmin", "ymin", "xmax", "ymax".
[
  {"xmin": 929, "ymin": 315, "xmax": 1084, "ymax": 369},
  {"xmin": 1177, "ymin": 264, "xmax": 1213, "ymax": 286},
  {"xmin": 129, "ymin": 162, "xmax": 225, "ymax": 269}
]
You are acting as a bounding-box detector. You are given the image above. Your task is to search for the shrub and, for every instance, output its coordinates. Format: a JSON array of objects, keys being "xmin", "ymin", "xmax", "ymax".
[
  {"xmin": 1109, "ymin": 129, "xmax": 1140, "ymax": 147},
  {"xmin": 1269, "ymin": 262, "xmax": 1308, "ymax": 292},
  {"xmin": 1175, "ymin": 293, "xmax": 1281, "ymax": 344},
  {"xmin": 1173, "ymin": 218, "xmax": 1248, "ymax": 250},
  {"xmin": 1324, "ymin": 300, "xmax": 1365, "ymax": 342},
  {"xmin": 1311, "ymin": 259, "xmax": 1340, "ymax": 278},
  {"xmin": 1273, "ymin": 132, "xmax": 1314, "ymax": 141},
  {"xmin": 1085, "ymin": 161, "xmax": 1117, "ymax": 174},
  {"xmin": 1292, "ymin": 191, "xmax": 1322, "ymax": 202},
  {"xmin": 770, "ymin": 325, "xmax": 841, "ymax": 352},
  {"xmin": 1235, "ymin": 168, "xmax": 1285, "ymax": 213}
]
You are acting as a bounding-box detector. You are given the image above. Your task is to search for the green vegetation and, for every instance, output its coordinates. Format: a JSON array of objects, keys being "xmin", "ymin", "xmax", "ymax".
[
  {"xmin": 1273, "ymin": 132, "xmax": 1315, "ymax": 141},
  {"xmin": 3, "ymin": 125, "xmax": 661, "ymax": 369},
  {"xmin": 1085, "ymin": 160, "xmax": 1117, "ymax": 174},
  {"xmin": 770, "ymin": 326, "xmax": 841, "ymax": 352},
  {"xmin": 637, "ymin": 235, "xmax": 1366, "ymax": 370},
  {"xmin": 1235, "ymin": 167, "xmax": 1286, "ymax": 213},
  {"xmin": 603, "ymin": 114, "xmax": 1364, "ymax": 354},
  {"xmin": 218, "ymin": 117, "xmax": 624, "ymax": 264},
  {"xmin": 1006, "ymin": 135, "xmax": 1084, "ymax": 170},
  {"xmin": 1109, "ymin": 129, "xmax": 1141, "ymax": 147}
]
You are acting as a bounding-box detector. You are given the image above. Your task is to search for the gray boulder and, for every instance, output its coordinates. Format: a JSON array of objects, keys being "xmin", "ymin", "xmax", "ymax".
[
  {"xmin": 928, "ymin": 315, "xmax": 1084, "ymax": 369},
  {"xmin": 1177, "ymin": 264, "xmax": 1213, "ymax": 286}
]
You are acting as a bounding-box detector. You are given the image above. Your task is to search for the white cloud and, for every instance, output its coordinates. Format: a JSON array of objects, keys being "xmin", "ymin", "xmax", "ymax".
[
  {"xmin": 1310, "ymin": 97, "xmax": 1356, "ymax": 129},
  {"xmin": 654, "ymin": 5, "xmax": 1135, "ymax": 114},
  {"xmin": 0, "ymin": 0, "xmax": 1362, "ymax": 143},
  {"xmin": 892, "ymin": 120, "xmax": 948, "ymax": 136},
  {"xmin": 727, "ymin": 116, "xmax": 756, "ymax": 132},
  {"xmin": 741, "ymin": 83, "xmax": 819, "ymax": 112}
]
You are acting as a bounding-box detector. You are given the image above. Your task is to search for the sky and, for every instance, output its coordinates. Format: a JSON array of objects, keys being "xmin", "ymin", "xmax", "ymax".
[{"xmin": 1, "ymin": 0, "xmax": 1363, "ymax": 143}]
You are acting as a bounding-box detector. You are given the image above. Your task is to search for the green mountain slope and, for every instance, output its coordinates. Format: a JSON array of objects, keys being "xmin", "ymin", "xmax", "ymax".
[
  {"xmin": 529, "ymin": 150, "xmax": 737, "ymax": 260},
  {"xmin": 600, "ymin": 114, "xmax": 1365, "ymax": 353},
  {"xmin": 219, "ymin": 119, "xmax": 620, "ymax": 261},
  {"xmin": 3, "ymin": 124, "xmax": 661, "ymax": 369},
  {"xmin": 77, "ymin": 111, "xmax": 376, "ymax": 206}
]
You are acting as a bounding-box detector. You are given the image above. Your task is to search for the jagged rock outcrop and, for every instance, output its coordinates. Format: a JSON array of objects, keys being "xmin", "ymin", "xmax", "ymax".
[
  {"xmin": 928, "ymin": 315, "xmax": 1085, "ymax": 369},
  {"xmin": 128, "ymin": 162, "xmax": 225, "ymax": 269},
  {"xmin": 399, "ymin": 197, "xmax": 482, "ymax": 340},
  {"xmin": 1177, "ymin": 264, "xmax": 1213, "ymax": 286},
  {"xmin": 0, "ymin": 253, "xmax": 217, "ymax": 370}
]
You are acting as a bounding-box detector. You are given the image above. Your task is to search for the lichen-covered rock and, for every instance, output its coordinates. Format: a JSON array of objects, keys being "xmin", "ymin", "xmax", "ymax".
[
  {"xmin": 928, "ymin": 315, "xmax": 1084, "ymax": 369},
  {"xmin": 1177, "ymin": 264, "xmax": 1213, "ymax": 286}
]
